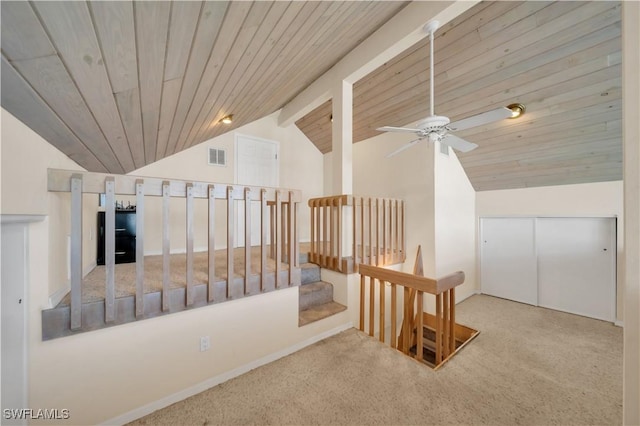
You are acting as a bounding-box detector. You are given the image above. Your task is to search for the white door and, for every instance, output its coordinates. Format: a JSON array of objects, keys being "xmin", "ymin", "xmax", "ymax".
[
  {"xmin": 537, "ymin": 217, "xmax": 616, "ymax": 321},
  {"xmin": 480, "ymin": 217, "xmax": 538, "ymax": 305},
  {"xmin": 1, "ymin": 224, "xmax": 28, "ymax": 425},
  {"xmin": 235, "ymin": 134, "xmax": 279, "ymax": 246}
]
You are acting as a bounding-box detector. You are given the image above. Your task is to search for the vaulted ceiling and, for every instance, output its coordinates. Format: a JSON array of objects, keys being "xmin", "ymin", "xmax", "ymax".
[
  {"xmin": 296, "ymin": 1, "xmax": 622, "ymax": 190},
  {"xmin": 1, "ymin": 1, "xmax": 623, "ymax": 191},
  {"xmin": 0, "ymin": 1, "xmax": 408, "ymax": 174}
]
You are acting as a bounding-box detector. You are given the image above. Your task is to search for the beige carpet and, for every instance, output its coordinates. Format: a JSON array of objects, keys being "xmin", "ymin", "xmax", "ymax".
[{"xmin": 127, "ymin": 295, "xmax": 622, "ymax": 425}]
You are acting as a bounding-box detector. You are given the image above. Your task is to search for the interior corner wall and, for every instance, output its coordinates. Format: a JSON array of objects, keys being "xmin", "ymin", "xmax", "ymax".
[
  {"xmin": 1, "ymin": 108, "xmax": 95, "ymax": 301},
  {"xmin": 129, "ymin": 111, "xmax": 323, "ymax": 254},
  {"xmin": 475, "ymin": 181, "xmax": 624, "ymax": 322},
  {"xmin": 434, "ymin": 146, "xmax": 477, "ymax": 302}
]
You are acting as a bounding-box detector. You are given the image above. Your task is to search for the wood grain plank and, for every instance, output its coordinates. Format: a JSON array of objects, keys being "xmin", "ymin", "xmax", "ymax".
[
  {"xmin": 164, "ymin": 1, "xmax": 228, "ymax": 157},
  {"xmin": 88, "ymin": 1, "xmax": 138, "ymax": 93},
  {"xmin": 105, "ymin": 177, "xmax": 116, "ymax": 323},
  {"xmin": 186, "ymin": 183, "xmax": 195, "ymax": 306},
  {"xmin": 0, "ymin": 1, "xmax": 56, "ymax": 60},
  {"xmin": 134, "ymin": 1, "xmax": 171, "ymax": 164},
  {"xmin": 208, "ymin": 185, "xmax": 216, "ymax": 302},
  {"xmin": 157, "ymin": 78, "xmax": 182, "ymax": 160},
  {"xmin": 162, "ymin": 181, "xmax": 170, "ymax": 311},
  {"xmin": 11, "ymin": 55, "xmax": 124, "ymax": 173},
  {"xmin": 114, "ymin": 88, "xmax": 145, "ymax": 169},
  {"xmin": 32, "ymin": 1, "xmax": 136, "ymax": 172},
  {"xmin": 186, "ymin": 1, "xmax": 293, "ymax": 149},
  {"xmin": 70, "ymin": 175, "xmax": 83, "ymax": 330},
  {"xmin": 164, "ymin": 1, "xmax": 202, "ymax": 81},
  {"xmin": 176, "ymin": 1, "xmax": 267, "ymax": 153},
  {"xmin": 1, "ymin": 55, "xmax": 108, "ymax": 172}
]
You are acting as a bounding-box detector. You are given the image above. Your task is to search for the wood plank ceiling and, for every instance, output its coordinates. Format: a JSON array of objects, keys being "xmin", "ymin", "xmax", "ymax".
[
  {"xmin": 296, "ymin": 1, "xmax": 622, "ymax": 191},
  {"xmin": 1, "ymin": 1, "xmax": 408, "ymax": 174}
]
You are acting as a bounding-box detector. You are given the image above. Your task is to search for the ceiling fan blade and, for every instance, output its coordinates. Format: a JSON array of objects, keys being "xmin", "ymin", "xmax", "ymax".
[
  {"xmin": 385, "ymin": 138, "xmax": 422, "ymax": 158},
  {"xmin": 448, "ymin": 107, "xmax": 512, "ymax": 131},
  {"xmin": 377, "ymin": 126, "xmax": 421, "ymax": 133},
  {"xmin": 441, "ymin": 134, "xmax": 478, "ymax": 153}
]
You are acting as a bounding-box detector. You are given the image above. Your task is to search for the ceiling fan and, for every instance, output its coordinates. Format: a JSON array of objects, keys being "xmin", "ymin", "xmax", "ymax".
[{"xmin": 377, "ymin": 20, "xmax": 513, "ymax": 158}]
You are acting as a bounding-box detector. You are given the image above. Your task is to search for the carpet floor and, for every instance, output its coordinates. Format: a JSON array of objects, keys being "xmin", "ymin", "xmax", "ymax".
[{"xmin": 127, "ymin": 294, "xmax": 622, "ymax": 425}]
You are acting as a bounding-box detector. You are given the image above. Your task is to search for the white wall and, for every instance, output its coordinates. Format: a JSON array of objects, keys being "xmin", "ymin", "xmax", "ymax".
[
  {"xmin": 352, "ymin": 131, "xmax": 436, "ymax": 276},
  {"xmin": 476, "ymin": 181, "xmax": 624, "ymax": 322},
  {"xmin": 130, "ymin": 111, "xmax": 324, "ymax": 254},
  {"xmin": 1, "ymin": 108, "xmax": 352, "ymax": 425},
  {"xmin": 1, "ymin": 109, "xmax": 97, "ymax": 302},
  {"xmin": 434, "ymin": 146, "xmax": 477, "ymax": 302}
]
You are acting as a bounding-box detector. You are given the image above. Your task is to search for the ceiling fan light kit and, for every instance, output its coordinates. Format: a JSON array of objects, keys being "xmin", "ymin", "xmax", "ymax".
[{"xmin": 377, "ymin": 20, "xmax": 513, "ymax": 157}]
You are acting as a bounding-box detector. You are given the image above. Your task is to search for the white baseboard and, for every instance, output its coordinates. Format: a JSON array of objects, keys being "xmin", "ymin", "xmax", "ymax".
[
  {"xmin": 614, "ymin": 320, "xmax": 624, "ymax": 327},
  {"xmin": 101, "ymin": 322, "xmax": 353, "ymax": 426}
]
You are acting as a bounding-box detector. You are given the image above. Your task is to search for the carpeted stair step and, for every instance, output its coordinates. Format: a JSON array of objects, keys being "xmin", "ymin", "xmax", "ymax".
[
  {"xmin": 298, "ymin": 301, "xmax": 347, "ymax": 326},
  {"xmin": 301, "ymin": 262, "xmax": 321, "ymax": 285},
  {"xmin": 299, "ymin": 281, "xmax": 334, "ymax": 311}
]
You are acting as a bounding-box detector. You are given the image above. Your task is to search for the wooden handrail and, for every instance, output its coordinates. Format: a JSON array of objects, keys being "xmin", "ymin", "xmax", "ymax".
[
  {"xmin": 357, "ymin": 247, "xmax": 467, "ymax": 369},
  {"xmin": 48, "ymin": 168, "xmax": 301, "ymax": 334},
  {"xmin": 308, "ymin": 194, "xmax": 405, "ymax": 273}
]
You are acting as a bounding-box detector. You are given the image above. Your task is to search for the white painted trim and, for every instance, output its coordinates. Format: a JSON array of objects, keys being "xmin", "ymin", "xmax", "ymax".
[
  {"xmin": 48, "ymin": 285, "xmax": 70, "ymax": 309},
  {"xmin": 615, "ymin": 320, "xmax": 624, "ymax": 328},
  {"xmin": 102, "ymin": 322, "xmax": 353, "ymax": 426},
  {"xmin": 0, "ymin": 214, "xmax": 46, "ymax": 224}
]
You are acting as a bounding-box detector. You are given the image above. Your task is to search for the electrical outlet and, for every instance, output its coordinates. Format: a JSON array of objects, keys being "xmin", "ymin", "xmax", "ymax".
[{"xmin": 200, "ymin": 336, "xmax": 210, "ymax": 352}]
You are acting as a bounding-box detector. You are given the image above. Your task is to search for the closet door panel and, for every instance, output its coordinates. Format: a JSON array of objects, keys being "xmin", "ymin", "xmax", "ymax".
[
  {"xmin": 480, "ymin": 218, "xmax": 538, "ymax": 305},
  {"xmin": 536, "ymin": 218, "xmax": 615, "ymax": 321}
]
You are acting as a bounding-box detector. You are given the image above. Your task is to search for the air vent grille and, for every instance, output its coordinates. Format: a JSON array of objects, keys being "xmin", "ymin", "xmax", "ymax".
[{"xmin": 208, "ymin": 148, "xmax": 226, "ymax": 166}]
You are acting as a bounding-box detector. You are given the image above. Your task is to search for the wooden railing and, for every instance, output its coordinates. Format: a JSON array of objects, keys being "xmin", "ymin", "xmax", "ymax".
[
  {"xmin": 44, "ymin": 169, "xmax": 301, "ymax": 338},
  {"xmin": 308, "ymin": 195, "xmax": 405, "ymax": 273},
  {"xmin": 357, "ymin": 248, "xmax": 477, "ymax": 369}
]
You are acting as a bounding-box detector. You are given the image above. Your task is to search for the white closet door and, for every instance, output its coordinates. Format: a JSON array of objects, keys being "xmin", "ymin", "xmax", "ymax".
[
  {"xmin": 480, "ymin": 217, "xmax": 538, "ymax": 305},
  {"xmin": 536, "ymin": 217, "xmax": 615, "ymax": 321}
]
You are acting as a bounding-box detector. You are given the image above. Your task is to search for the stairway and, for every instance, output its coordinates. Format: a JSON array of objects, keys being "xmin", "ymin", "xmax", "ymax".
[{"xmin": 298, "ymin": 252, "xmax": 347, "ymax": 326}]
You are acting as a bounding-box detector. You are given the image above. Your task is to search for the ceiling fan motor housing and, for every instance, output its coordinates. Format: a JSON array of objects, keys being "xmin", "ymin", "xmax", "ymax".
[{"xmin": 416, "ymin": 115, "xmax": 450, "ymax": 133}]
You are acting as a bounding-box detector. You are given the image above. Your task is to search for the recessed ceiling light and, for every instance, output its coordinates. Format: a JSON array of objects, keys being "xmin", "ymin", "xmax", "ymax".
[
  {"xmin": 506, "ymin": 103, "xmax": 525, "ymax": 119},
  {"xmin": 219, "ymin": 114, "xmax": 233, "ymax": 125}
]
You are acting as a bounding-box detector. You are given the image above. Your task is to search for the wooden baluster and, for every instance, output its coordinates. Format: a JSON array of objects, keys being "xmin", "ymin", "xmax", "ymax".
[
  {"xmin": 382, "ymin": 199, "xmax": 387, "ymax": 265},
  {"xmin": 260, "ymin": 189, "xmax": 267, "ymax": 292},
  {"xmin": 288, "ymin": 191, "xmax": 294, "ymax": 284},
  {"xmin": 135, "ymin": 180, "xmax": 145, "ymax": 317},
  {"xmin": 375, "ymin": 198, "xmax": 380, "ymax": 265},
  {"xmin": 435, "ymin": 293, "xmax": 442, "ymax": 364},
  {"xmin": 244, "ymin": 188, "xmax": 251, "ymax": 295},
  {"xmin": 379, "ymin": 279, "xmax": 385, "ymax": 343},
  {"xmin": 316, "ymin": 200, "xmax": 321, "ymax": 264},
  {"xmin": 352, "ymin": 197, "xmax": 358, "ymax": 268},
  {"xmin": 294, "ymin": 199, "xmax": 300, "ymax": 270},
  {"xmin": 450, "ymin": 288, "xmax": 456, "ymax": 354},
  {"xmin": 394, "ymin": 200, "xmax": 399, "ymax": 263},
  {"xmin": 227, "ymin": 186, "xmax": 234, "ymax": 298},
  {"xmin": 70, "ymin": 174, "xmax": 83, "ymax": 330},
  {"xmin": 401, "ymin": 201, "xmax": 406, "ymax": 261},
  {"xmin": 270, "ymin": 202, "xmax": 275, "ymax": 260},
  {"xmin": 390, "ymin": 283, "xmax": 397, "ymax": 349},
  {"xmin": 443, "ymin": 288, "xmax": 450, "ymax": 358},
  {"xmin": 368, "ymin": 198, "xmax": 373, "ymax": 265},
  {"xmin": 402, "ymin": 286, "xmax": 410, "ymax": 354},
  {"xmin": 162, "ymin": 181, "xmax": 170, "ymax": 311},
  {"xmin": 337, "ymin": 197, "xmax": 343, "ymax": 272},
  {"xmin": 186, "ymin": 183, "xmax": 194, "ymax": 306},
  {"xmin": 359, "ymin": 274, "xmax": 365, "ymax": 332},
  {"xmin": 369, "ymin": 276, "xmax": 375, "ymax": 337},
  {"xmin": 416, "ymin": 290, "xmax": 424, "ymax": 362},
  {"xmin": 361, "ymin": 197, "xmax": 365, "ymax": 266},
  {"xmin": 105, "ymin": 177, "xmax": 115, "ymax": 322},
  {"xmin": 281, "ymin": 202, "xmax": 287, "ymax": 268},
  {"xmin": 310, "ymin": 201, "xmax": 315, "ymax": 263},
  {"xmin": 208, "ymin": 185, "xmax": 216, "ymax": 302},
  {"xmin": 329, "ymin": 200, "xmax": 335, "ymax": 269},
  {"xmin": 275, "ymin": 190, "xmax": 282, "ymax": 288}
]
